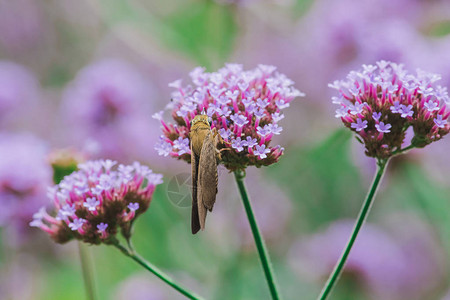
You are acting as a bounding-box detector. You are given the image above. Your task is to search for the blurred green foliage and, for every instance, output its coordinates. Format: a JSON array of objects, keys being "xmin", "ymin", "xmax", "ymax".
[{"xmin": 100, "ymin": 0, "xmax": 237, "ymax": 69}]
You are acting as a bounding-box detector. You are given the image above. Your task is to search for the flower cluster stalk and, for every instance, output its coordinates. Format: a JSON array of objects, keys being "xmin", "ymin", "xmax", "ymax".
[
  {"xmin": 112, "ymin": 239, "xmax": 205, "ymax": 300},
  {"xmin": 317, "ymin": 158, "xmax": 389, "ymax": 300},
  {"xmin": 234, "ymin": 170, "xmax": 282, "ymax": 300}
]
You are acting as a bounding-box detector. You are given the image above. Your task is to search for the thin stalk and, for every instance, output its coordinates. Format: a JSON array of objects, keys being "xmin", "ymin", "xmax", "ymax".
[
  {"xmin": 78, "ymin": 242, "xmax": 96, "ymax": 300},
  {"xmin": 317, "ymin": 158, "xmax": 389, "ymax": 300},
  {"xmin": 112, "ymin": 241, "xmax": 204, "ymax": 300},
  {"xmin": 233, "ymin": 170, "xmax": 282, "ymax": 300}
]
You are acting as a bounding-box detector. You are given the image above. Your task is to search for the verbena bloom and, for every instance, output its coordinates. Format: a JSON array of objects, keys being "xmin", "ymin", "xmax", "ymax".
[
  {"xmin": 30, "ymin": 160, "xmax": 162, "ymax": 244},
  {"xmin": 0, "ymin": 61, "xmax": 39, "ymax": 128},
  {"xmin": 61, "ymin": 59, "xmax": 159, "ymax": 161},
  {"xmin": 0, "ymin": 133, "xmax": 52, "ymax": 244},
  {"xmin": 155, "ymin": 64, "xmax": 304, "ymax": 170},
  {"xmin": 330, "ymin": 61, "xmax": 450, "ymax": 159}
]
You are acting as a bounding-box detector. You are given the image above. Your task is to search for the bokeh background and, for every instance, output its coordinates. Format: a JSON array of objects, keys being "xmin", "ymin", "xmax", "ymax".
[{"xmin": 1, "ymin": 0, "xmax": 450, "ymax": 299}]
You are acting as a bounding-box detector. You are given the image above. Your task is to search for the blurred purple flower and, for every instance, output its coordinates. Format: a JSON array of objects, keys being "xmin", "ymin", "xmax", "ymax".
[
  {"xmin": 236, "ymin": 169, "xmax": 292, "ymax": 248},
  {"xmin": 61, "ymin": 59, "xmax": 160, "ymax": 162},
  {"xmin": 0, "ymin": 133, "xmax": 52, "ymax": 245},
  {"xmin": 114, "ymin": 273, "xmax": 190, "ymax": 300},
  {"xmin": 289, "ymin": 218, "xmax": 445, "ymax": 300},
  {"xmin": 0, "ymin": 61, "xmax": 40, "ymax": 129},
  {"xmin": 0, "ymin": 0, "xmax": 44, "ymax": 53}
]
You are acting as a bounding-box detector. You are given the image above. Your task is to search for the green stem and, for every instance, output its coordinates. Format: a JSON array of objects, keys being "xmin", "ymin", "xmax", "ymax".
[
  {"xmin": 233, "ymin": 170, "xmax": 282, "ymax": 300},
  {"xmin": 317, "ymin": 158, "xmax": 389, "ymax": 300},
  {"xmin": 391, "ymin": 144, "xmax": 415, "ymax": 157},
  {"xmin": 112, "ymin": 241, "xmax": 204, "ymax": 300},
  {"xmin": 78, "ymin": 242, "xmax": 97, "ymax": 300}
]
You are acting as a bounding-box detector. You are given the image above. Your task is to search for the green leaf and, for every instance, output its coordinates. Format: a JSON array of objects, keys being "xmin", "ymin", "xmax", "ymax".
[
  {"xmin": 98, "ymin": 0, "xmax": 237, "ymax": 68},
  {"xmin": 163, "ymin": 1, "xmax": 237, "ymax": 69}
]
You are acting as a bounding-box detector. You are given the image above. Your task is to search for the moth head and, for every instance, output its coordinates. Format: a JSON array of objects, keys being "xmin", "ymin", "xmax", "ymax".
[{"xmin": 191, "ymin": 114, "xmax": 211, "ymax": 127}]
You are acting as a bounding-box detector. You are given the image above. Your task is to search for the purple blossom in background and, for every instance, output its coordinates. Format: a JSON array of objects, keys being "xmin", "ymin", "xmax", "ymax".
[
  {"xmin": 330, "ymin": 61, "xmax": 450, "ymax": 159},
  {"xmin": 156, "ymin": 64, "xmax": 304, "ymax": 170},
  {"xmin": 0, "ymin": 61, "xmax": 40, "ymax": 128},
  {"xmin": 114, "ymin": 273, "xmax": 182, "ymax": 300},
  {"xmin": 289, "ymin": 218, "xmax": 445, "ymax": 300},
  {"xmin": 30, "ymin": 160, "xmax": 162, "ymax": 244},
  {"xmin": 0, "ymin": 133, "xmax": 52, "ymax": 245},
  {"xmin": 61, "ymin": 59, "xmax": 160, "ymax": 162},
  {"xmin": 0, "ymin": 0, "xmax": 44, "ymax": 53}
]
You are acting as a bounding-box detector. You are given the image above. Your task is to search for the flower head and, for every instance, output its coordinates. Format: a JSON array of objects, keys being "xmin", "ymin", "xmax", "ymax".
[
  {"xmin": 61, "ymin": 59, "xmax": 159, "ymax": 161},
  {"xmin": 155, "ymin": 64, "xmax": 304, "ymax": 170},
  {"xmin": 331, "ymin": 61, "xmax": 450, "ymax": 159},
  {"xmin": 0, "ymin": 133, "xmax": 52, "ymax": 244},
  {"xmin": 30, "ymin": 160, "xmax": 162, "ymax": 245}
]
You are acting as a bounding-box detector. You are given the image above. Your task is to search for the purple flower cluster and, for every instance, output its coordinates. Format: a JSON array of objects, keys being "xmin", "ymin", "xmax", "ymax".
[
  {"xmin": 154, "ymin": 64, "xmax": 304, "ymax": 170},
  {"xmin": 30, "ymin": 160, "xmax": 163, "ymax": 244},
  {"xmin": 61, "ymin": 59, "xmax": 159, "ymax": 161},
  {"xmin": 0, "ymin": 133, "xmax": 52, "ymax": 244},
  {"xmin": 330, "ymin": 61, "xmax": 450, "ymax": 159}
]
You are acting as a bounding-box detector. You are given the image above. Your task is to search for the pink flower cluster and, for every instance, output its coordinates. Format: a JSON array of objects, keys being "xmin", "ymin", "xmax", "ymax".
[
  {"xmin": 30, "ymin": 160, "xmax": 163, "ymax": 244},
  {"xmin": 330, "ymin": 60, "xmax": 450, "ymax": 159},
  {"xmin": 154, "ymin": 64, "xmax": 304, "ymax": 170}
]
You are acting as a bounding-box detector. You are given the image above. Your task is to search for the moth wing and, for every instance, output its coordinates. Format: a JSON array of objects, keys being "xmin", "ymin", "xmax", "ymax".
[
  {"xmin": 191, "ymin": 143, "xmax": 201, "ymax": 234},
  {"xmin": 197, "ymin": 131, "xmax": 218, "ymax": 230}
]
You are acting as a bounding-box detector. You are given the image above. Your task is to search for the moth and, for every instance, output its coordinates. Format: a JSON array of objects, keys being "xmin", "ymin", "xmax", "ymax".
[{"xmin": 189, "ymin": 114, "xmax": 222, "ymax": 234}]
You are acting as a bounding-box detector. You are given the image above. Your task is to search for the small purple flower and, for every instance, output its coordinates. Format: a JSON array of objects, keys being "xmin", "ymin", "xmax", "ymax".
[
  {"xmin": 372, "ymin": 112, "xmax": 382, "ymax": 121},
  {"xmin": 254, "ymin": 108, "xmax": 266, "ymax": 119},
  {"xmin": 127, "ymin": 203, "xmax": 139, "ymax": 212},
  {"xmin": 173, "ymin": 137, "xmax": 190, "ymax": 156},
  {"xmin": 69, "ymin": 218, "xmax": 86, "ymax": 231},
  {"xmin": 390, "ymin": 101, "xmax": 403, "ymax": 113},
  {"xmin": 231, "ymin": 137, "xmax": 245, "ymax": 152},
  {"xmin": 256, "ymin": 98, "xmax": 269, "ymax": 108},
  {"xmin": 243, "ymin": 137, "xmax": 258, "ymax": 148},
  {"xmin": 97, "ymin": 223, "xmax": 108, "ymax": 232},
  {"xmin": 219, "ymin": 128, "xmax": 232, "ymax": 140},
  {"xmin": 154, "ymin": 137, "xmax": 173, "ymax": 157},
  {"xmin": 399, "ymin": 104, "xmax": 414, "ymax": 118},
  {"xmin": 83, "ymin": 197, "xmax": 100, "ymax": 212},
  {"xmin": 266, "ymin": 124, "xmax": 283, "ymax": 135},
  {"xmin": 434, "ymin": 115, "xmax": 448, "ymax": 128},
  {"xmin": 59, "ymin": 204, "xmax": 76, "ymax": 219},
  {"xmin": 254, "ymin": 145, "xmax": 271, "ymax": 159},
  {"xmin": 424, "ymin": 101, "xmax": 439, "ymax": 112},
  {"xmin": 257, "ymin": 126, "xmax": 271, "ymax": 137},
  {"xmin": 151, "ymin": 111, "xmax": 164, "ymax": 121},
  {"xmin": 275, "ymin": 99, "xmax": 290, "ymax": 109},
  {"xmin": 375, "ymin": 122, "xmax": 392, "ymax": 133},
  {"xmin": 335, "ymin": 106, "xmax": 349, "ymax": 118},
  {"xmin": 230, "ymin": 114, "xmax": 249, "ymax": 127},
  {"xmin": 271, "ymin": 112, "xmax": 285, "ymax": 122},
  {"xmin": 351, "ymin": 118, "xmax": 368, "ymax": 132}
]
